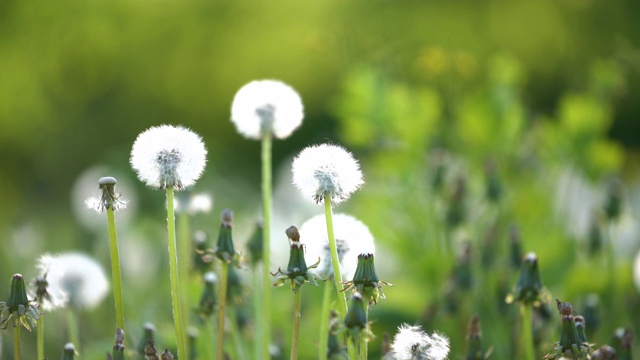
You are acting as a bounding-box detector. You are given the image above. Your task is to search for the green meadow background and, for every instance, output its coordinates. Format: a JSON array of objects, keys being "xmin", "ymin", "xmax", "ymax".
[{"xmin": 1, "ymin": 0, "xmax": 639, "ymax": 358}]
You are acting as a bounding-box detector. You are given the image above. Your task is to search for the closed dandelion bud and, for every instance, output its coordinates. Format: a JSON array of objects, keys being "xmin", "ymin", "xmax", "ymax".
[
  {"xmin": 247, "ymin": 221, "xmax": 264, "ymax": 266},
  {"xmin": 343, "ymin": 253, "xmax": 392, "ymax": 306},
  {"xmin": 611, "ymin": 327, "xmax": 632, "ymax": 360},
  {"xmin": 112, "ymin": 327, "xmax": 126, "ymax": 360},
  {"xmin": 160, "ymin": 349, "xmax": 175, "ymax": 360},
  {"xmin": 0, "ymin": 274, "xmax": 40, "ymax": 331},
  {"xmin": 591, "ymin": 345, "xmax": 616, "ymax": 360},
  {"xmin": 446, "ymin": 175, "xmax": 467, "ymax": 228},
  {"xmin": 197, "ymin": 272, "xmax": 217, "ymax": 317},
  {"xmin": 466, "ymin": 314, "xmax": 492, "ymax": 360},
  {"xmin": 544, "ymin": 300, "xmax": 591, "ymax": 359},
  {"xmin": 192, "ymin": 231, "xmax": 212, "ymax": 274},
  {"xmin": 574, "ymin": 316, "xmax": 588, "ymax": 344},
  {"xmin": 327, "ymin": 310, "xmax": 348, "ymax": 359},
  {"xmin": 344, "ymin": 292, "xmax": 370, "ymax": 344},
  {"xmin": 271, "ymin": 225, "xmax": 321, "ymax": 293},
  {"xmin": 188, "ymin": 327, "xmax": 198, "ymax": 360},
  {"xmin": 509, "ymin": 226, "xmax": 523, "ymax": 270},
  {"xmin": 62, "ymin": 343, "xmax": 76, "ymax": 360},
  {"xmin": 603, "ymin": 178, "xmax": 622, "ymax": 221},
  {"xmin": 485, "ymin": 159, "xmax": 502, "ymax": 203},
  {"xmin": 507, "ymin": 252, "xmax": 544, "ymax": 306},
  {"xmin": 588, "ymin": 216, "xmax": 604, "ymax": 256},
  {"xmin": 212, "ymin": 209, "xmax": 243, "ymax": 267},
  {"xmin": 581, "ymin": 294, "xmax": 600, "ymax": 337},
  {"xmin": 144, "ymin": 338, "xmax": 160, "ymax": 360},
  {"xmin": 453, "ymin": 242, "xmax": 473, "ymax": 290},
  {"xmin": 137, "ymin": 322, "xmax": 156, "ymax": 356},
  {"xmin": 226, "ymin": 266, "xmax": 245, "ymax": 304}
]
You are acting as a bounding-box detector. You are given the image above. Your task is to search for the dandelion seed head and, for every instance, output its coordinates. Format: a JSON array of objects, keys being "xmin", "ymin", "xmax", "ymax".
[
  {"xmin": 38, "ymin": 253, "xmax": 109, "ymax": 310},
  {"xmin": 299, "ymin": 213, "xmax": 375, "ymax": 280},
  {"xmin": 231, "ymin": 80, "xmax": 304, "ymax": 139},
  {"xmin": 292, "ymin": 144, "xmax": 364, "ymax": 205},
  {"xmin": 130, "ymin": 125, "xmax": 207, "ymax": 190},
  {"xmin": 391, "ymin": 324, "xmax": 450, "ymax": 360},
  {"xmin": 34, "ymin": 254, "xmax": 68, "ymax": 312}
]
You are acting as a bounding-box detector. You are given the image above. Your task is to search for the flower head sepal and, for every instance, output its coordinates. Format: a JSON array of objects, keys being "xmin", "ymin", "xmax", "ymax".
[
  {"xmin": 506, "ymin": 252, "xmax": 548, "ymax": 306},
  {"xmin": 271, "ymin": 226, "xmax": 322, "ymax": 293},
  {"xmin": 342, "ymin": 253, "xmax": 392, "ymax": 306},
  {"xmin": 0, "ymin": 274, "xmax": 40, "ymax": 331}
]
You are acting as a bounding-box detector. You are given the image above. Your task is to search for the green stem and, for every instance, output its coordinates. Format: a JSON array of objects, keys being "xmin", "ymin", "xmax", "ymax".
[
  {"xmin": 37, "ymin": 313, "xmax": 44, "ymax": 360},
  {"xmin": 253, "ymin": 268, "xmax": 263, "ymax": 359},
  {"xmin": 323, "ymin": 194, "xmax": 348, "ymax": 315},
  {"xmin": 217, "ymin": 262, "xmax": 229, "ymax": 360},
  {"xmin": 204, "ymin": 316, "xmax": 215, "ymax": 360},
  {"xmin": 360, "ymin": 306, "xmax": 368, "ymax": 360},
  {"xmin": 318, "ymin": 281, "xmax": 332, "ymax": 360},
  {"xmin": 261, "ymin": 133, "xmax": 273, "ymax": 360},
  {"xmin": 67, "ymin": 309, "xmax": 79, "ymax": 354},
  {"xmin": 291, "ymin": 289, "xmax": 302, "ymax": 360},
  {"xmin": 178, "ymin": 211, "xmax": 191, "ymax": 354},
  {"xmin": 229, "ymin": 306, "xmax": 247, "ymax": 360},
  {"xmin": 106, "ymin": 207, "xmax": 126, "ymax": 332},
  {"xmin": 606, "ymin": 222, "xmax": 616, "ymax": 294},
  {"xmin": 347, "ymin": 337, "xmax": 357, "ymax": 360},
  {"xmin": 14, "ymin": 322, "xmax": 20, "ymax": 360},
  {"xmin": 166, "ymin": 187, "xmax": 187, "ymax": 360},
  {"xmin": 521, "ymin": 303, "xmax": 534, "ymax": 360}
]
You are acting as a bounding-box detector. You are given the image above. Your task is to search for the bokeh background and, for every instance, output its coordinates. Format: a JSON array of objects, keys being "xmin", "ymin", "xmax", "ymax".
[{"xmin": 1, "ymin": 0, "xmax": 640, "ymax": 358}]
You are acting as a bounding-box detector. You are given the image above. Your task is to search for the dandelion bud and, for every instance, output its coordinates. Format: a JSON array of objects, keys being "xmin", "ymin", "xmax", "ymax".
[
  {"xmin": 509, "ymin": 225, "xmax": 523, "ymax": 270},
  {"xmin": 137, "ymin": 322, "xmax": 156, "ymax": 356},
  {"xmin": 508, "ymin": 252, "xmax": 544, "ymax": 306},
  {"xmin": 112, "ymin": 328, "xmax": 126, "ymax": 360},
  {"xmin": 130, "ymin": 124, "xmax": 207, "ymax": 190},
  {"xmin": 545, "ymin": 300, "xmax": 591, "ymax": 359},
  {"xmin": 0, "ymin": 274, "xmax": 40, "ymax": 331},
  {"xmin": 272, "ymin": 228, "xmax": 321, "ymax": 293},
  {"xmin": 231, "ymin": 80, "xmax": 304, "ymax": 140},
  {"xmin": 466, "ymin": 314, "xmax": 492, "ymax": 360},
  {"xmin": 292, "ymin": 143, "xmax": 364, "ymax": 205},
  {"xmin": 197, "ymin": 272, "xmax": 217, "ymax": 317},
  {"xmin": 611, "ymin": 327, "xmax": 632, "ymax": 360},
  {"xmin": 192, "ymin": 231, "xmax": 212, "ymax": 274},
  {"xmin": 574, "ymin": 316, "xmax": 588, "ymax": 344},
  {"xmin": 213, "ymin": 209, "xmax": 241, "ymax": 266},
  {"xmin": 188, "ymin": 327, "xmax": 198, "ymax": 360},
  {"xmin": 344, "ymin": 292, "xmax": 369, "ymax": 343},
  {"xmin": 246, "ymin": 221, "xmax": 264, "ymax": 266},
  {"xmin": 591, "ymin": 345, "xmax": 616, "ymax": 360},
  {"xmin": 144, "ymin": 338, "xmax": 160, "ymax": 360},
  {"xmin": 160, "ymin": 349, "xmax": 175, "ymax": 360},
  {"xmin": 445, "ymin": 175, "xmax": 467, "ymax": 229},
  {"xmin": 603, "ymin": 178, "xmax": 622, "ymax": 221},
  {"xmin": 326, "ymin": 310, "xmax": 347, "ymax": 359},
  {"xmin": 343, "ymin": 253, "xmax": 392, "ymax": 306},
  {"xmin": 62, "ymin": 343, "xmax": 76, "ymax": 360}
]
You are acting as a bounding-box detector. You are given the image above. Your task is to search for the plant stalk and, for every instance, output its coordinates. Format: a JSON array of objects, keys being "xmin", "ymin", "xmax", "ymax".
[
  {"xmin": 166, "ymin": 187, "xmax": 187, "ymax": 360},
  {"xmin": 217, "ymin": 261, "xmax": 229, "ymax": 360},
  {"xmin": 14, "ymin": 323, "xmax": 20, "ymax": 360},
  {"xmin": 37, "ymin": 313, "xmax": 44, "ymax": 360},
  {"xmin": 323, "ymin": 194, "xmax": 348, "ymax": 315},
  {"xmin": 261, "ymin": 132, "xmax": 273, "ymax": 360},
  {"xmin": 291, "ymin": 289, "xmax": 302, "ymax": 360},
  {"xmin": 317, "ymin": 281, "xmax": 332, "ymax": 360},
  {"xmin": 106, "ymin": 206, "xmax": 126, "ymax": 332},
  {"xmin": 521, "ymin": 303, "xmax": 535, "ymax": 360}
]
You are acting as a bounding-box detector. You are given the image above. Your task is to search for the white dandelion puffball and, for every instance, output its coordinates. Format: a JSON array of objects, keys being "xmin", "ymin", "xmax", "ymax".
[
  {"xmin": 37, "ymin": 253, "xmax": 109, "ymax": 310},
  {"xmin": 390, "ymin": 324, "xmax": 450, "ymax": 360},
  {"xmin": 292, "ymin": 143, "xmax": 364, "ymax": 205},
  {"xmin": 299, "ymin": 213, "xmax": 375, "ymax": 280},
  {"xmin": 231, "ymin": 80, "xmax": 304, "ymax": 139},
  {"xmin": 130, "ymin": 124, "xmax": 207, "ymax": 190},
  {"xmin": 34, "ymin": 254, "xmax": 69, "ymax": 312}
]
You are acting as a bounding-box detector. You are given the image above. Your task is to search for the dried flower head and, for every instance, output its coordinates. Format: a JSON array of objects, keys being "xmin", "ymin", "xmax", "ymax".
[
  {"xmin": 389, "ymin": 324, "xmax": 450, "ymax": 360},
  {"xmin": 292, "ymin": 143, "xmax": 364, "ymax": 205},
  {"xmin": 299, "ymin": 213, "xmax": 375, "ymax": 280},
  {"xmin": 84, "ymin": 176, "xmax": 128, "ymax": 213},
  {"xmin": 38, "ymin": 253, "xmax": 109, "ymax": 310},
  {"xmin": 231, "ymin": 80, "xmax": 304, "ymax": 139},
  {"xmin": 271, "ymin": 225, "xmax": 322, "ymax": 293},
  {"xmin": 130, "ymin": 124, "xmax": 207, "ymax": 190}
]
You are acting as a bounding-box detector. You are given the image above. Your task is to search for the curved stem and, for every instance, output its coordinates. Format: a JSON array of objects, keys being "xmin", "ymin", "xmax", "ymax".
[
  {"xmin": 261, "ymin": 133, "xmax": 273, "ymax": 360},
  {"xmin": 318, "ymin": 281, "xmax": 332, "ymax": 360},
  {"xmin": 323, "ymin": 194, "xmax": 348, "ymax": 315},
  {"xmin": 166, "ymin": 187, "xmax": 187, "ymax": 360},
  {"xmin": 217, "ymin": 262, "xmax": 229, "ymax": 360},
  {"xmin": 291, "ymin": 289, "xmax": 302, "ymax": 360},
  {"xmin": 14, "ymin": 323, "xmax": 20, "ymax": 360},
  {"xmin": 106, "ymin": 207, "xmax": 126, "ymax": 332},
  {"xmin": 37, "ymin": 313, "xmax": 44, "ymax": 360},
  {"xmin": 521, "ymin": 303, "xmax": 534, "ymax": 360}
]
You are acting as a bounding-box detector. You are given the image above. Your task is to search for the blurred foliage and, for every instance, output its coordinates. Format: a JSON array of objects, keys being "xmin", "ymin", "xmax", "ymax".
[{"xmin": 1, "ymin": 0, "xmax": 640, "ymax": 359}]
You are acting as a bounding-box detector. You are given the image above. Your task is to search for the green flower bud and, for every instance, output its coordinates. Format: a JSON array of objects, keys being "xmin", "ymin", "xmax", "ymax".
[
  {"xmin": 61, "ymin": 343, "xmax": 76, "ymax": 360},
  {"xmin": 0, "ymin": 274, "xmax": 40, "ymax": 331},
  {"xmin": 137, "ymin": 322, "xmax": 155, "ymax": 356},
  {"xmin": 611, "ymin": 327, "xmax": 632, "ymax": 360},
  {"xmin": 271, "ymin": 225, "xmax": 321, "ymax": 293},
  {"xmin": 508, "ymin": 252, "xmax": 544, "ymax": 306},
  {"xmin": 343, "ymin": 253, "xmax": 392, "ymax": 306}
]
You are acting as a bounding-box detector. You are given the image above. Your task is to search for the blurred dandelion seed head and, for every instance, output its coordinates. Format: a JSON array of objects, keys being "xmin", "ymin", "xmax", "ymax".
[
  {"xmin": 38, "ymin": 253, "xmax": 109, "ymax": 310},
  {"xmin": 130, "ymin": 124, "xmax": 207, "ymax": 190},
  {"xmin": 390, "ymin": 324, "xmax": 450, "ymax": 360},
  {"xmin": 299, "ymin": 213, "xmax": 375, "ymax": 280},
  {"xmin": 292, "ymin": 143, "xmax": 364, "ymax": 205},
  {"xmin": 231, "ymin": 80, "xmax": 304, "ymax": 139}
]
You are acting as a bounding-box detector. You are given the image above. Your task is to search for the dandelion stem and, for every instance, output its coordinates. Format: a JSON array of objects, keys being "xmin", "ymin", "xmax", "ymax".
[
  {"xmin": 291, "ymin": 289, "xmax": 302, "ymax": 360},
  {"xmin": 261, "ymin": 132, "xmax": 273, "ymax": 360},
  {"xmin": 521, "ymin": 303, "xmax": 535, "ymax": 360},
  {"xmin": 229, "ymin": 305, "xmax": 247, "ymax": 360},
  {"xmin": 253, "ymin": 267, "xmax": 264, "ymax": 359},
  {"xmin": 360, "ymin": 306, "xmax": 368, "ymax": 360},
  {"xmin": 217, "ymin": 261, "xmax": 229, "ymax": 360},
  {"xmin": 166, "ymin": 187, "xmax": 187, "ymax": 360},
  {"xmin": 178, "ymin": 211, "xmax": 191, "ymax": 353},
  {"xmin": 318, "ymin": 281, "xmax": 332, "ymax": 360},
  {"xmin": 106, "ymin": 206, "xmax": 126, "ymax": 332},
  {"xmin": 14, "ymin": 322, "xmax": 20, "ymax": 360},
  {"xmin": 67, "ymin": 309, "xmax": 79, "ymax": 354},
  {"xmin": 204, "ymin": 316, "xmax": 215, "ymax": 360},
  {"xmin": 323, "ymin": 193, "xmax": 348, "ymax": 315},
  {"xmin": 37, "ymin": 313, "xmax": 44, "ymax": 360}
]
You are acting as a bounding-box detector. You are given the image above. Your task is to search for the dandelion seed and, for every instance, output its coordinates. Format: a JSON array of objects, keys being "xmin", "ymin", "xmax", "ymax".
[
  {"xmin": 231, "ymin": 80, "xmax": 304, "ymax": 139},
  {"xmin": 38, "ymin": 253, "xmax": 108, "ymax": 310},
  {"xmin": 130, "ymin": 125, "xmax": 207, "ymax": 190},
  {"xmin": 299, "ymin": 213, "xmax": 375, "ymax": 280},
  {"xmin": 292, "ymin": 143, "xmax": 364, "ymax": 205},
  {"xmin": 84, "ymin": 177, "xmax": 128, "ymax": 214},
  {"xmin": 390, "ymin": 324, "xmax": 450, "ymax": 360}
]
